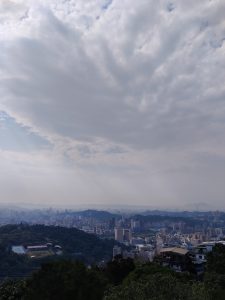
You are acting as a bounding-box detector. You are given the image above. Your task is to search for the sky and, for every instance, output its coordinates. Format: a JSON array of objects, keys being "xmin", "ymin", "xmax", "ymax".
[{"xmin": 0, "ymin": 0, "xmax": 225, "ymax": 210}]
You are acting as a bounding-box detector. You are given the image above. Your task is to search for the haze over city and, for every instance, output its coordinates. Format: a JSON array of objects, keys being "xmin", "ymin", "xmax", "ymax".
[{"xmin": 0, "ymin": 0, "xmax": 225, "ymax": 210}]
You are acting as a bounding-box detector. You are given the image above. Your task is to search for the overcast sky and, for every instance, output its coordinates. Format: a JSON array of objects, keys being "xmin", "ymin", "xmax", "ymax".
[{"xmin": 0, "ymin": 0, "xmax": 225, "ymax": 210}]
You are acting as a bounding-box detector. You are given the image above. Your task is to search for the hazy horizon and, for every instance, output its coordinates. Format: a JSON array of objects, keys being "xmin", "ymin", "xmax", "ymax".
[
  {"xmin": 0, "ymin": 199, "xmax": 223, "ymax": 214},
  {"xmin": 0, "ymin": 0, "xmax": 225, "ymax": 209}
]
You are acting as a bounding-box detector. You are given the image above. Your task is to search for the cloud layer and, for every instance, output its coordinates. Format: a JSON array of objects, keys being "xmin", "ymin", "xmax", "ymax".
[{"xmin": 0, "ymin": 0, "xmax": 225, "ymax": 209}]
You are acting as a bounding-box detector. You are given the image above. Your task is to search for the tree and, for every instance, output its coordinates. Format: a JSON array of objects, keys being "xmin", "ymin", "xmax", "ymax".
[
  {"xmin": 104, "ymin": 263, "xmax": 210, "ymax": 300},
  {"xmin": 104, "ymin": 256, "xmax": 135, "ymax": 285},
  {"xmin": 0, "ymin": 280, "xmax": 26, "ymax": 300},
  {"xmin": 204, "ymin": 244, "xmax": 225, "ymax": 299},
  {"xmin": 24, "ymin": 260, "xmax": 107, "ymax": 300}
]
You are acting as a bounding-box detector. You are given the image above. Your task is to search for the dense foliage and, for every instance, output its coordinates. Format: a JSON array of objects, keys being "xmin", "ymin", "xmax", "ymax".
[
  {"xmin": 204, "ymin": 244, "xmax": 225, "ymax": 299},
  {"xmin": 104, "ymin": 264, "xmax": 208, "ymax": 300},
  {"xmin": 24, "ymin": 261, "xmax": 108, "ymax": 300}
]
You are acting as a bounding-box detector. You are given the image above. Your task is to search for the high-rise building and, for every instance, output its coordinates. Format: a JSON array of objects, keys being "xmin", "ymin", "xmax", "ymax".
[
  {"xmin": 114, "ymin": 228, "xmax": 124, "ymax": 242},
  {"xmin": 115, "ymin": 228, "xmax": 132, "ymax": 244},
  {"xmin": 123, "ymin": 229, "xmax": 132, "ymax": 242}
]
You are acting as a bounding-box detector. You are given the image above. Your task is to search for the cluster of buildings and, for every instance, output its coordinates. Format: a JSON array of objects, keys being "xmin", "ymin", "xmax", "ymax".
[
  {"xmin": 112, "ymin": 214, "xmax": 225, "ymax": 275},
  {"xmin": 157, "ymin": 241, "xmax": 225, "ymax": 274},
  {"xmin": 113, "ymin": 221, "xmax": 225, "ymax": 275},
  {"xmin": 113, "ymin": 239, "xmax": 225, "ymax": 274}
]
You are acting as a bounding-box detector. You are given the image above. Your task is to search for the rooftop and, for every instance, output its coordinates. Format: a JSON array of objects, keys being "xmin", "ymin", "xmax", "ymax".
[{"xmin": 160, "ymin": 247, "xmax": 189, "ymax": 256}]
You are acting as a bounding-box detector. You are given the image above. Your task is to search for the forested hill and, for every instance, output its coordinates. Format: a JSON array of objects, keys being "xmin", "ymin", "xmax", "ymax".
[{"xmin": 0, "ymin": 224, "xmax": 117, "ymax": 278}]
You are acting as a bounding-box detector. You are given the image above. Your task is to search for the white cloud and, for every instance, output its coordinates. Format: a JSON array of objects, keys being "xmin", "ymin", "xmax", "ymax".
[{"xmin": 0, "ymin": 0, "xmax": 225, "ymax": 209}]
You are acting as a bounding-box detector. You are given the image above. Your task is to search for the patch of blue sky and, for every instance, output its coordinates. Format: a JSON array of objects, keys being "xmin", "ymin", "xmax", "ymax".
[
  {"xmin": 0, "ymin": 111, "xmax": 51, "ymax": 152},
  {"xmin": 210, "ymin": 37, "xmax": 225, "ymax": 49},
  {"xmin": 167, "ymin": 2, "xmax": 175, "ymax": 12},
  {"xmin": 102, "ymin": 0, "xmax": 113, "ymax": 11}
]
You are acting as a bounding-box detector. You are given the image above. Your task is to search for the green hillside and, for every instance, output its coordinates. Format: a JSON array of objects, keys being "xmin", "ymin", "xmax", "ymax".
[{"xmin": 0, "ymin": 224, "xmax": 116, "ymax": 278}]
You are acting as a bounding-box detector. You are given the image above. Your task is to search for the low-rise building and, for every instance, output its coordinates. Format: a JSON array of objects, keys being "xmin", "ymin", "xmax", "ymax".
[
  {"xmin": 158, "ymin": 247, "xmax": 191, "ymax": 272},
  {"xmin": 12, "ymin": 245, "xmax": 26, "ymax": 255},
  {"xmin": 113, "ymin": 245, "xmax": 122, "ymax": 258}
]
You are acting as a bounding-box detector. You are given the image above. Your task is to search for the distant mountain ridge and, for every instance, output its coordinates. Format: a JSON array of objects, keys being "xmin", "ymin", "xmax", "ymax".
[{"xmin": 72, "ymin": 209, "xmax": 119, "ymax": 220}]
